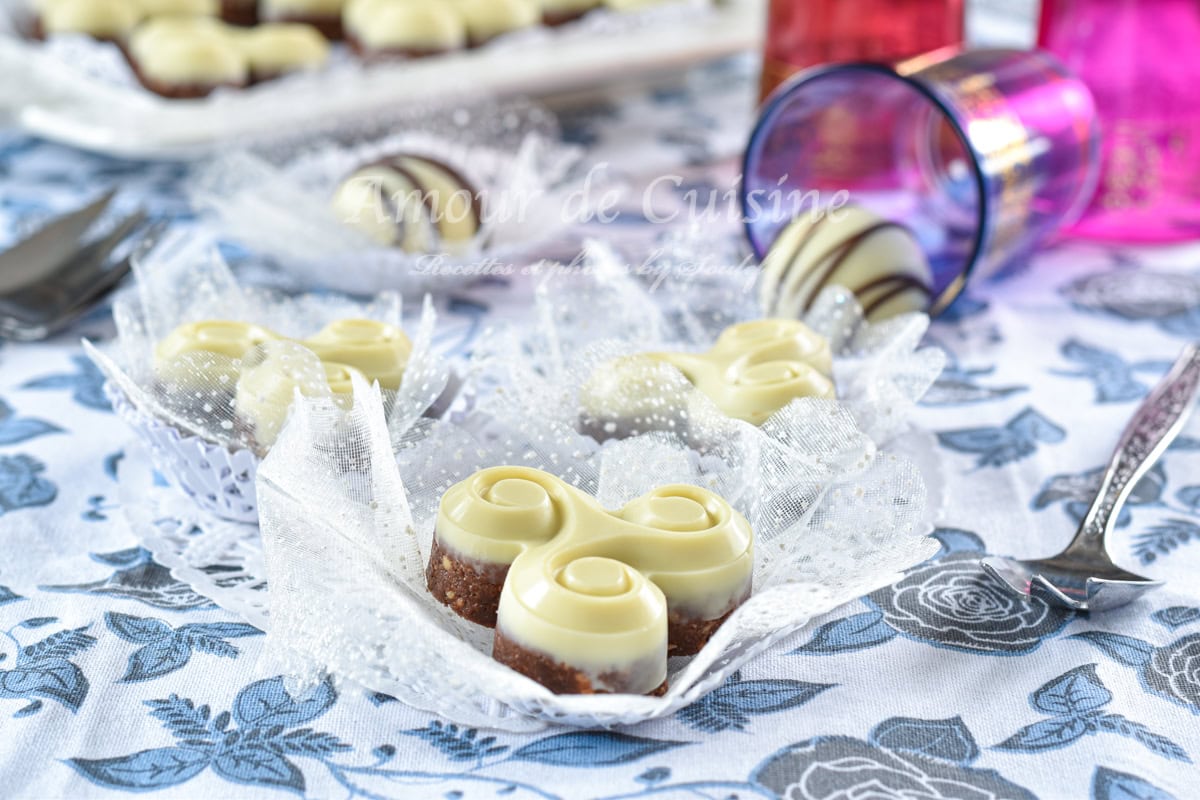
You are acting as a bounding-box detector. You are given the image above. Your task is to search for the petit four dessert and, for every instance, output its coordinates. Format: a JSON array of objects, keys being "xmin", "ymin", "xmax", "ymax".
[
  {"xmin": 235, "ymin": 341, "xmax": 362, "ymax": 449},
  {"xmin": 453, "ymin": 0, "xmax": 540, "ymax": 47},
  {"xmin": 330, "ymin": 153, "xmax": 482, "ymax": 253},
  {"xmin": 343, "ymin": 0, "xmax": 466, "ymax": 59},
  {"xmin": 303, "ymin": 318, "xmax": 411, "ymax": 390},
  {"xmin": 427, "ymin": 467, "xmax": 753, "ymax": 694},
  {"xmin": 136, "ymin": 0, "xmax": 220, "ymax": 17},
  {"xmin": 219, "ymin": 0, "xmax": 257, "ymax": 26},
  {"xmin": 759, "ymin": 205, "xmax": 934, "ymax": 322},
  {"xmin": 154, "ymin": 320, "xmax": 279, "ymax": 392},
  {"xmin": 578, "ymin": 318, "xmax": 835, "ymax": 441},
  {"xmin": 127, "ymin": 17, "xmax": 249, "ymax": 98},
  {"xmin": 539, "ymin": 0, "xmax": 600, "ymax": 26},
  {"xmin": 36, "ymin": 0, "xmax": 141, "ymax": 41},
  {"xmin": 236, "ymin": 22, "xmax": 330, "ymax": 80},
  {"xmin": 153, "ymin": 318, "xmax": 413, "ymax": 451},
  {"xmin": 259, "ymin": 0, "xmax": 346, "ymax": 39}
]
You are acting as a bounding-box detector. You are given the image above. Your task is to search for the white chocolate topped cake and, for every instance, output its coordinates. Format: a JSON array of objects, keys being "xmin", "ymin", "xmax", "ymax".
[
  {"xmin": 759, "ymin": 205, "xmax": 935, "ymax": 322},
  {"xmin": 426, "ymin": 466, "xmax": 753, "ymax": 694},
  {"xmin": 38, "ymin": 0, "xmax": 141, "ymax": 40},
  {"xmin": 152, "ymin": 318, "xmax": 412, "ymax": 451},
  {"xmin": 235, "ymin": 340, "xmax": 362, "ymax": 448},
  {"xmin": 235, "ymin": 22, "xmax": 331, "ymax": 78},
  {"xmin": 135, "ymin": 0, "xmax": 219, "ymax": 17},
  {"xmin": 452, "ymin": 0, "xmax": 539, "ymax": 46},
  {"xmin": 579, "ymin": 318, "xmax": 835, "ymax": 440},
  {"xmin": 343, "ymin": 0, "xmax": 466, "ymax": 58},
  {"xmin": 330, "ymin": 152, "xmax": 482, "ymax": 254},
  {"xmin": 127, "ymin": 17, "xmax": 249, "ymax": 98}
]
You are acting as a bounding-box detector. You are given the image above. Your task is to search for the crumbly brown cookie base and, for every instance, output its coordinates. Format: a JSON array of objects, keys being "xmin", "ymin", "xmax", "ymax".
[
  {"xmin": 220, "ymin": 0, "xmax": 258, "ymax": 27},
  {"xmin": 344, "ymin": 33, "xmax": 453, "ymax": 61},
  {"xmin": 493, "ymin": 628, "xmax": 668, "ymax": 696},
  {"xmin": 267, "ymin": 13, "xmax": 343, "ymax": 40},
  {"xmin": 669, "ymin": 605, "xmax": 736, "ymax": 656},
  {"xmin": 426, "ymin": 536, "xmax": 508, "ymax": 628},
  {"xmin": 542, "ymin": 8, "xmax": 596, "ymax": 26}
]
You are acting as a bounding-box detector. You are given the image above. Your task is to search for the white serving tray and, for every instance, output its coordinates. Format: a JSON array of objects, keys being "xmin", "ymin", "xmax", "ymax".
[{"xmin": 0, "ymin": 0, "xmax": 763, "ymax": 159}]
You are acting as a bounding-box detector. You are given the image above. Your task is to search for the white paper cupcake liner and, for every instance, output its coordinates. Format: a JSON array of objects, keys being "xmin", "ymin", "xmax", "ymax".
[{"xmin": 106, "ymin": 382, "xmax": 261, "ymax": 524}]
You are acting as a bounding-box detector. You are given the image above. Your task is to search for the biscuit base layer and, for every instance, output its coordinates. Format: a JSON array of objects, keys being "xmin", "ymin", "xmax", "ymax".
[
  {"xmin": 267, "ymin": 13, "xmax": 343, "ymax": 40},
  {"xmin": 493, "ymin": 628, "xmax": 669, "ymax": 696},
  {"xmin": 220, "ymin": 0, "xmax": 258, "ymax": 26},
  {"xmin": 541, "ymin": 9, "xmax": 592, "ymax": 26},
  {"xmin": 426, "ymin": 536, "xmax": 508, "ymax": 628},
  {"xmin": 668, "ymin": 590, "xmax": 749, "ymax": 656},
  {"xmin": 428, "ymin": 534, "xmax": 749, "ymax": 659}
]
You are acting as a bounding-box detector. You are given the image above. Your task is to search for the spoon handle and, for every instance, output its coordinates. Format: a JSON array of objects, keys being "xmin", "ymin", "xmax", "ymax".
[{"xmin": 1069, "ymin": 343, "xmax": 1200, "ymax": 557}]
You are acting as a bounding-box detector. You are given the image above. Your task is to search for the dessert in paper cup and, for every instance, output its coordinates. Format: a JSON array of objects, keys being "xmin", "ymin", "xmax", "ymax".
[
  {"xmin": 482, "ymin": 239, "xmax": 947, "ymax": 452},
  {"xmin": 86, "ymin": 231, "xmax": 454, "ymax": 523},
  {"xmin": 249, "ymin": 240, "xmax": 944, "ymax": 729},
  {"xmin": 255, "ymin": 368, "xmax": 938, "ymax": 730}
]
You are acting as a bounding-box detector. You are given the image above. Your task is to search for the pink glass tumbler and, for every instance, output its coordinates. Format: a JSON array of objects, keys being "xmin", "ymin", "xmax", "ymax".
[
  {"xmin": 742, "ymin": 48, "xmax": 1101, "ymax": 315},
  {"xmin": 1040, "ymin": 0, "xmax": 1200, "ymax": 241}
]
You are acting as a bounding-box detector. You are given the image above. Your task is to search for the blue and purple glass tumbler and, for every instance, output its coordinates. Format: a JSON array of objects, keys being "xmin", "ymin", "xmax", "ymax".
[{"xmin": 743, "ymin": 48, "xmax": 1101, "ymax": 314}]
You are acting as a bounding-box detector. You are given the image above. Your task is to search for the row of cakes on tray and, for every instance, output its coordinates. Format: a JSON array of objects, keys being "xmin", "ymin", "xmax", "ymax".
[{"xmin": 30, "ymin": 0, "xmax": 688, "ymax": 98}]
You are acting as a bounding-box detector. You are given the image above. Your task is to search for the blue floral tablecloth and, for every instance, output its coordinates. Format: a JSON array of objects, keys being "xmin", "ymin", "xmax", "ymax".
[{"xmin": 2, "ymin": 60, "xmax": 1199, "ymax": 800}]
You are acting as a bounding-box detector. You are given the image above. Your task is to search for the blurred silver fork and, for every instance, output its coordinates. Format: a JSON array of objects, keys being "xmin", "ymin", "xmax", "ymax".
[
  {"xmin": 0, "ymin": 193, "xmax": 160, "ymax": 341},
  {"xmin": 982, "ymin": 343, "xmax": 1200, "ymax": 611}
]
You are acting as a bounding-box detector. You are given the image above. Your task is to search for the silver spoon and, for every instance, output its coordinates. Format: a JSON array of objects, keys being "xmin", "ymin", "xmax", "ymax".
[{"xmin": 982, "ymin": 342, "xmax": 1200, "ymax": 612}]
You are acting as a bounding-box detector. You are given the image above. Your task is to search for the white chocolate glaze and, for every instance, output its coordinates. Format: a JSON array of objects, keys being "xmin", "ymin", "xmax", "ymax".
[
  {"xmin": 154, "ymin": 318, "xmax": 411, "ymax": 398},
  {"xmin": 136, "ymin": 0, "xmax": 219, "ymax": 17},
  {"xmin": 304, "ymin": 318, "xmax": 411, "ymax": 390},
  {"xmin": 41, "ymin": 0, "xmax": 141, "ymax": 38},
  {"xmin": 129, "ymin": 17, "xmax": 249, "ymax": 85},
  {"xmin": 237, "ymin": 22, "xmax": 330, "ymax": 74},
  {"xmin": 344, "ymin": 0, "xmax": 466, "ymax": 51},
  {"xmin": 154, "ymin": 320, "xmax": 280, "ymax": 389},
  {"xmin": 434, "ymin": 466, "xmax": 752, "ymax": 677},
  {"xmin": 261, "ymin": 0, "xmax": 345, "ymax": 17},
  {"xmin": 581, "ymin": 318, "xmax": 834, "ymax": 429},
  {"xmin": 453, "ymin": 0, "xmax": 539, "ymax": 42},
  {"xmin": 235, "ymin": 341, "xmax": 362, "ymax": 448},
  {"xmin": 759, "ymin": 205, "xmax": 934, "ymax": 322}
]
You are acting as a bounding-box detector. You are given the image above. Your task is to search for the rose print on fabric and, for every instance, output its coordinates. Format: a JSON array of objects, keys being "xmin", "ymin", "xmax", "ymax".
[{"xmin": 753, "ymin": 716, "xmax": 1035, "ymax": 800}]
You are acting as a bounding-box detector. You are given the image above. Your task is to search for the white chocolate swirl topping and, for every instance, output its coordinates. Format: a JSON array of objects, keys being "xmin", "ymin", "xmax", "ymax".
[
  {"xmin": 42, "ymin": 0, "xmax": 141, "ymax": 37},
  {"xmin": 154, "ymin": 318, "xmax": 411, "ymax": 393},
  {"xmin": 344, "ymin": 0, "xmax": 466, "ymax": 51},
  {"xmin": 434, "ymin": 467, "xmax": 752, "ymax": 680},
  {"xmin": 234, "ymin": 341, "xmax": 363, "ymax": 448},
  {"xmin": 582, "ymin": 318, "xmax": 835, "ymax": 428},
  {"xmin": 452, "ymin": 0, "xmax": 539, "ymax": 42}
]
